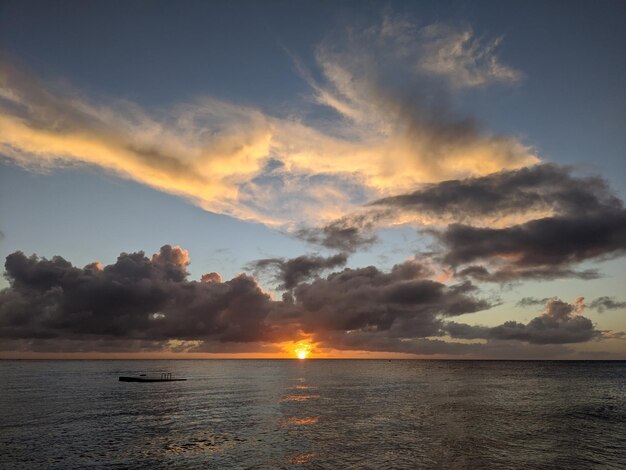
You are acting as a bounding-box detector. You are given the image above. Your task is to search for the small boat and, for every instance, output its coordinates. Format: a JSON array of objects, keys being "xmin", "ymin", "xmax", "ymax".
[{"xmin": 119, "ymin": 373, "xmax": 187, "ymax": 382}]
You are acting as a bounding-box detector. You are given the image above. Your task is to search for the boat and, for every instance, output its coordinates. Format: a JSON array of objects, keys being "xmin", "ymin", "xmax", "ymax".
[{"xmin": 119, "ymin": 373, "xmax": 187, "ymax": 382}]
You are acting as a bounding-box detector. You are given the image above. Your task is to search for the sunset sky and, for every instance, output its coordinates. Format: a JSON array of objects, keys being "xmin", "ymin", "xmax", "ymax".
[{"xmin": 1, "ymin": 0, "xmax": 625, "ymax": 359}]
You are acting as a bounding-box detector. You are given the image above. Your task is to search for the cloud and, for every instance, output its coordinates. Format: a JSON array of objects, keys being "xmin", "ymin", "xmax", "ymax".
[
  {"xmin": 299, "ymin": 164, "xmax": 626, "ymax": 284},
  {"xmin": 295, "ymin": 212, "xmax": 381, "ymax": 252},
  {"xmin": 302, "ymin": 163, "xmax": 625, "ymax": 247},
  {"xmin": 287, "ymin": 262, "xmax": 491, "ymax": 338},
  {"xmin": 342, "ymin": 12, "xmax": 522, "ymax": 91},
  {"xmin": 248, "ymin": 253, "xmax": 348, "ymax": 290},
  {"xmin": 313, "ymin": 331, "xmax": 573, "ymax": 359},
  {"xmin": 3, "ymin": 247, "xmax": 621, "ymax": 356},
  {"xmin": 0, "ymin": 245, "xmax": 286, "ymax": 345},
  {"xmin": 445, "ymin": 297, "xmax": 604, "ymax": 344},
  {"xmin": 395, "ymin": 164, "xmax": 626, "ymax": 281},
  {"xmin": 1, "ymin": 246, "xmax": 492, "ymax": 355},
  {"xmin": 370, "ymin": 163, "xmax": 620, "ymax": 227},
  {"xmin": 589, "ymin": 296, "xmax": 626, "ymax": 313},
  {"xmin": 303, "ymin": 13, "xmax": 535, "ymax": 187},
  {"xmin": 0, "ymin": 12, "xmax": 537, "ymax": 229},
  {"xmin": 455, "ymin": 265, "xmax": 601, "ymax": 283},
  {"xmin": 517, "ymin": 297, "xmax": 554, "ymax": 307},
  {"xmin": 439, "ymin": 210, "xmax": 626, "ymax": 281},
  {"xmin": 0, "ymin": 62, "xmax": 278, "ymax": 223},
  {"xmin": 417, "ymin": 23, "xmax": 522, "ymax": 88}
]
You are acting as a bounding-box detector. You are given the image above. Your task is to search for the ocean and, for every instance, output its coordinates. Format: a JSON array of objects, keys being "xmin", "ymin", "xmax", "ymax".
[{"xmin": 1, "ymin": 360, "xmax": 624, "ymax": 469}]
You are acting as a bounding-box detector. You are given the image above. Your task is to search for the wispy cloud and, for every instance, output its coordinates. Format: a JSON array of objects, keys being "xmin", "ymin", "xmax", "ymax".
[
  {"xmin": 0, "ymin": 13, "xmax": 537, "ymax": 229},
  {"xmin": 588, "ymin": 297, "xmax": 626, "ymax": 313},
  {"xmin": 417, "ymin": 22, "xmax": 522, "ymax": 88}
]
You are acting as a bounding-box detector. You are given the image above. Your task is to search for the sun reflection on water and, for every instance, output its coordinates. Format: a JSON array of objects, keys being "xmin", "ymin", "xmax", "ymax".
[{"xmin": 283, "ymin": 417, "xmax": 320, "ymax": 426}]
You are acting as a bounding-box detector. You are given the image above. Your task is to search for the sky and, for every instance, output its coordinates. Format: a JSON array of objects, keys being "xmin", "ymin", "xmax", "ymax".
[{"xmin": 0, "ymin": 0, "xmax": 625, "ymax": 359}]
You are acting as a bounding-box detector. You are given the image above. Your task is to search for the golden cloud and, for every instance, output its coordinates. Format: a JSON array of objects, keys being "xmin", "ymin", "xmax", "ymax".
[{"xmin": 0, "ymin": 16, "xmax": 538, "ymax": 228}]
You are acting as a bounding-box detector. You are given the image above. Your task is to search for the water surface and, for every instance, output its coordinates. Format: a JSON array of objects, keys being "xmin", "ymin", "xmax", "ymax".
[{"xmin": 1, "ymin": 360, "xmax": 624, "ymax": 468}]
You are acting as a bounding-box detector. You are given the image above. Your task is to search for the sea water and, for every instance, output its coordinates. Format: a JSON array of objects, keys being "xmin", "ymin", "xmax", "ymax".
[{"xmin": 1, "ymin": 360, "xmax": 624, "ymax": 468}]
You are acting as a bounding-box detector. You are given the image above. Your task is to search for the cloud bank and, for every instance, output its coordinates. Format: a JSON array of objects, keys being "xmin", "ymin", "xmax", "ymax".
[{"xmin": 1, "ymin": 246, "xmax": 621, "ymax": 356}]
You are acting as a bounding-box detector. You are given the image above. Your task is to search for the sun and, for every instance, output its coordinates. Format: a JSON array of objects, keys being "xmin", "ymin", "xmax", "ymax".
[{"xmin": 293, "ymin": 341, "xmax": 312, "ymax": 359}]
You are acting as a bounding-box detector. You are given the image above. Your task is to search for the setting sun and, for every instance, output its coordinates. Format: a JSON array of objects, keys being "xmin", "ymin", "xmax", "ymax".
[{"xmin": 294, "ymin": 341, "xmax": 312, "ymax": 359}]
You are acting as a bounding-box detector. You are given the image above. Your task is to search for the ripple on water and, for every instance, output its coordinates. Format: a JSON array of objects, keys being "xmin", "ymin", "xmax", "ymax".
[
  {"xmin": 280, "ymin": 394, "xmax": 320, "ymax": 402},
  {"xmin": 288, "ymin": 452, "xmax": 317, "ymax": 464}
]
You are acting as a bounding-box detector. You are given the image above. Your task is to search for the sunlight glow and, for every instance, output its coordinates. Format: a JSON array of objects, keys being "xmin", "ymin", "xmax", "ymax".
[{"xmin": 294, "ymin": 341, "xmax": 312, "ymax": 359}]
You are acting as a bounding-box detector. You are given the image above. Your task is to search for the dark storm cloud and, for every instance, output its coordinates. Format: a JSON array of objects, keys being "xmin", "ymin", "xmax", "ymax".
[
  {"xmin": 589, "ymin": 296, "xmax": 626, "ymax": 313},
  {"xmin": 0, "ymin": 245, "xmax": 283, "ymax": 345},
  {"xmin": 289, "ymin": 261, "xmax": 490, "ymax": 335},
  {"xmin": 297, "ymin": 165, "xmax": 626, "ymax": 282},
  {"xmin": 438, "ymin": 210, "xmax": 626, "ymax": 280},
  {"xmin": 445, "ymin": 298, "xmax": 601, "ymax": 344},
  {"xmin": 248, "ymin": 253, "xmax": 348, "ymax": 290},
  {"xmin": 0, "ymin": 246, "xmax": 493, "ymax": 354},
  {"xmin": 440, "ymin": 212, "xmax": 626, "ymax": 266},
  {"xmin": 417, "ymin": 165, "xmax": 626, "ymax": 281},
  {"xmin": 2, "ymin": 246, "xmax": 619, "ymax": 356},
  {"xmin": 371, "ymin": 164, "xmax": 620, "ymax": 220}
]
